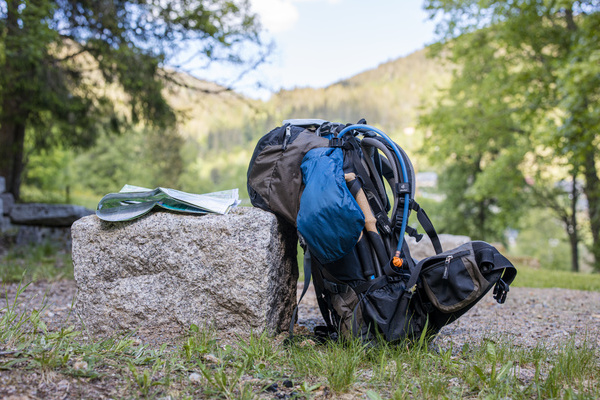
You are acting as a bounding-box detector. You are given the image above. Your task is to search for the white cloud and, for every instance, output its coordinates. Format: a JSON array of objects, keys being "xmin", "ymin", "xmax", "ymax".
[
  {"xmin": 250, "ymin": 0, "xmax": 341, "ymax": 33},
  {"xmin": 251, "ymin": 0, "xmax": 299, "ymax": 33}
]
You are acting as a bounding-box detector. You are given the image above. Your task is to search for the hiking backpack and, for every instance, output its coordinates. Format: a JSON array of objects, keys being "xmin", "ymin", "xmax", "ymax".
[{"xmin": 247, "ymin": 119, "xmax": 517, "ymax": 343}]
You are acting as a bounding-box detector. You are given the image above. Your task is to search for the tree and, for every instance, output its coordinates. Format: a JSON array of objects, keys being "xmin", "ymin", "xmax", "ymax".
[
  {"xmin": 0, "ymin": 0, "xmax": 262, "ymax": 200},
  {"xmin": 422, "ymin": 0, "xmax": 600, "ymax": 271}
]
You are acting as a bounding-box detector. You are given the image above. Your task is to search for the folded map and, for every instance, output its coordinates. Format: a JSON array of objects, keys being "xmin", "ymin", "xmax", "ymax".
[{"xmin": 96, "ymin": 185, "xmax": 240, "ymax": 222}]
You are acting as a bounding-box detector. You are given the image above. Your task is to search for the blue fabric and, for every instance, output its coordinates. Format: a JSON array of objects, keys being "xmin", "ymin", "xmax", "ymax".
[{"xmin": 297, "ymin": 147, "xmax": 365, "ymax": 264}]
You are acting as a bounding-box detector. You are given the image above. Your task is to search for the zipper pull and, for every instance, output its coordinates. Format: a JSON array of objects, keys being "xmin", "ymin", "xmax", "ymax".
[
  {"xmin": 443, "ymin": 255, "xmax": 453, "ymax": 280},
  {"xmin": 282, "ymin": 126, "xmax": 291, "ymax": 150}
]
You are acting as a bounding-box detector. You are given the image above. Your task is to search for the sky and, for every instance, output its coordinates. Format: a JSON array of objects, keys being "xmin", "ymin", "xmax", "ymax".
[{"xmin": 190, "ymin": 0, "xmax": 438, "ymax": 99}]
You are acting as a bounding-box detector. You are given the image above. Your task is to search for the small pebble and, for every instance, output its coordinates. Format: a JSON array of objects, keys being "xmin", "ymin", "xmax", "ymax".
[
  {"xmin": 73, "ymin": 361, "xmax": 88, "ymax": 371},
  {"xmin": 298, "ymin": 339, "xmax": 316, "ymax": 347},
  {"xmin": 265, "ymin": 383, "xmax": 278, "ymax": 392},
  {"xmin": 189, "ymin": 372, "xmax": 202, "ymax": 383},
  {"xmin": 202, "ymin": 354, "xmax": 220, "ymax": 363}
]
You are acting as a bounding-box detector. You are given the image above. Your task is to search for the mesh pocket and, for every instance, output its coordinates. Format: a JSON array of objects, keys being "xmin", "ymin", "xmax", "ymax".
[{"xmin": 359, "ymin": 280, "xmax": 428, "ymax": 342}]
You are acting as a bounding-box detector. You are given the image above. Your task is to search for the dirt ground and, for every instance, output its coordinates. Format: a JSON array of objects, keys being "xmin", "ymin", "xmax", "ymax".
[{"xmin": 1, "ymin": 279, "xmax": 600, "ymax": 399}]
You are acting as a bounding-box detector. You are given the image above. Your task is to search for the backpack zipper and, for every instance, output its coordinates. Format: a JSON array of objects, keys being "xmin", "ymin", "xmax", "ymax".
[
  {"xmin": 282, "ymin": 126, "xmax": 292, "ymax": 150},
  {"xmin": 443, "ymin": 255, "xmax": 452, "ymax": 280}
]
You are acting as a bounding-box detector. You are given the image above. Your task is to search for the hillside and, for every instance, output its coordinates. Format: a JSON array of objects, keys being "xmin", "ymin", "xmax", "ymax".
[
  {"xmin": 21, "ymin": 47, "xmax": 450, "ymax": 207},
  {"xmin": 185, "ymin": 47, "xmax": 451, "ymax": 198},
  {"xmin": 272, "ymin": 48, "xmax": 449, "ymax": 136}
]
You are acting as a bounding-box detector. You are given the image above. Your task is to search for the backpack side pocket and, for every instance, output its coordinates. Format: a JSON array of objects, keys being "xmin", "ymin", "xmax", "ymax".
[{"xmin": 420, "ymin": 243, "xmax": 489, "ymax": 313}]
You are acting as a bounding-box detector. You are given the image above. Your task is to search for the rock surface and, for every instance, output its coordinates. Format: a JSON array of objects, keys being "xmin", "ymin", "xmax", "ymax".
[
  {"xmin": 10, "ymin": 203, "xmax": 93, "ymax": 226},
  {"xmin": 72, "ymin": 207, "xmax": 298, "ymax": 338},
  {"xmin": 407, "ymin": 233, "xmax": 471, "ymax": 261}
]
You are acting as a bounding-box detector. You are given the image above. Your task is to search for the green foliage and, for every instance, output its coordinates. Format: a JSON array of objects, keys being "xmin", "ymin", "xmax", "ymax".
[
  {"xmin": 318, "ymin": 338, "xmax": 366, "ymax": 393},
  {"xmin": 422, "ymin": 0, "xmax": 600, "ymax": 269},
  {"xmin": 510, "ymin": 208, "xmax": 575, "ymax": 271},
  {"xmin": 0, "ymin": 0, "xmax": 263, "ymax": 199}
]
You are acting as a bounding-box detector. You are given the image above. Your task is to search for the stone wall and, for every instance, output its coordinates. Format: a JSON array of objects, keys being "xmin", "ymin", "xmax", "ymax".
[{"xmin": 0, "ymin": 176, "xmax": 93, "ymax": 249}]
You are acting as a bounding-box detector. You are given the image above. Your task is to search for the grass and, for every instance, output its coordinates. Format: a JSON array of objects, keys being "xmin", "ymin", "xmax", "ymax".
[
  {"xmin": 512, "ymin": 266, "xmax": 600, "ymax": 292},
  {"xmin": 1, "ymin": 246, "xmax": 600, "ymax": 398},
  {"xmin": 0, "ymin": 241, "xmax": 73, "ymax": 283}
]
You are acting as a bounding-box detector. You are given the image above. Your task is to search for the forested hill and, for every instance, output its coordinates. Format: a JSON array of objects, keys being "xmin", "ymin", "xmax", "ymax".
[
  {"xmin": 271, "ymin": 48, "xmax": 449, "ymax": 134},
  {"xmin": 180, "ymin": 47, "xmax": 450, "ymax": 198},
  {"xmin": 22, "ymin": 47, "xmax": 449, "ymax": 207}
]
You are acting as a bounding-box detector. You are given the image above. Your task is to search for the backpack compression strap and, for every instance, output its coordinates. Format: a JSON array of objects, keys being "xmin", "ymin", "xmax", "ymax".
[
  {"xmin": 411, "ymin": 201, "xmax": 443, "ymax": 255},
  {"xmin": 338, "ymin": 125, "xmax": 411, "ymax": 260},
  {"xmin": 288, "ymin": 249, "xmax": 336, "ymax": 342},
  {"xmin": 288, "ymin": 249, "xmax": 313, "ymax": 340}
]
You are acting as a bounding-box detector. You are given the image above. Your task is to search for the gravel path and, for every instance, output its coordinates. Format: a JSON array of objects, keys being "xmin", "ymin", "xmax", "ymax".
[{"xmin": 2, "ymin": 280, "xmax": 599, "ymax": 350}]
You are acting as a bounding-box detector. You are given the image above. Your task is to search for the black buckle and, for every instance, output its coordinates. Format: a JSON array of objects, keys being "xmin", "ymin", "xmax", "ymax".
[
  {"xmin": 323, "ymin": 279, "xmax": 350, "ymax": 294},
  {"xmin": 405, "ymin": 226, "xmax": 423, "ymax": 242},
  {"xmin": 493, "ymin": 279, "xmax": 509, "ymax": 304},
  {"xmin": 375, "ymin": 213, "xmax": 392, "ymax": 235},
  {"xmin": 329, "ymin": 137, "xmax": 343, "ymax": 148}
]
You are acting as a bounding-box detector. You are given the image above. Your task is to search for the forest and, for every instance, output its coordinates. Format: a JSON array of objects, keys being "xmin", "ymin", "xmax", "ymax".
[{"xmin": 1, "ymin": 0, "xmax": 599, "ymax": 273}]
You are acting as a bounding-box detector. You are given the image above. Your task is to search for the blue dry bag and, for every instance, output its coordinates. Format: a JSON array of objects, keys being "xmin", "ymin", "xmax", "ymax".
[{"xmin": 297, "ymin": 147, "xmax": 365, "ymax": 264}]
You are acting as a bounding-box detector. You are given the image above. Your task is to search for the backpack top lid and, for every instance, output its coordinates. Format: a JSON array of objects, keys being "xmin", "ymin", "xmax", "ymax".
[{"xmin": 282, "ymin": 119, "xmax": 329, "ymax": 127}]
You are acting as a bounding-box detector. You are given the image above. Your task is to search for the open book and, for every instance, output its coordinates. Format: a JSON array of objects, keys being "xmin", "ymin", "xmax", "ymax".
[{"xmin": 96, "ymin": 185, "xmax": 240, "ymax": 222}]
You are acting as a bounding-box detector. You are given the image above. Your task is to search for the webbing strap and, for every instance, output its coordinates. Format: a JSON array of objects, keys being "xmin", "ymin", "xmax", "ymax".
[
  {"xmin": 289, "ymin": 250, "xmax": 313, "ymax": 340},
  {"xmin": 413, "ymin": 203, "xmax": 443, "ymax": 255}
]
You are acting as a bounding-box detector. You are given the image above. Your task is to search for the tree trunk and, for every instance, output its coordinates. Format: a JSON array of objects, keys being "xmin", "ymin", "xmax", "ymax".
[
  {"xmin": 568, "ymin": 172, "xmax": 579, "ymax": 272},
  {"xmin": 582, "ymin": 148, "xmax": 600, "ymax": 271},
  {"xmin": 0, "ymin": 118, "xmax": 26, "ymax": 201},
  {"xmin": 0, "ymin": 0, "xmax": 27, "ymax": 200}
]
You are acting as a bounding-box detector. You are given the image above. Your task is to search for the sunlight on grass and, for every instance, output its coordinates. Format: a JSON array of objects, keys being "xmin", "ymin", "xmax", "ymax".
[
  {"xmin": 512, "ymin": 266, "xmax": 600, "ymax": 292},
  {"xmin": 0, "ymin": 242, "xmax": 73, "ymax": 283}
]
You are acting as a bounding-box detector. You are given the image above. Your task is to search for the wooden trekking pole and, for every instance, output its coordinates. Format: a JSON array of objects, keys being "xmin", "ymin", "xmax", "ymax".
[{"xmin": 345, "ymin": 173, "xmax": 387, "ymax": 277}]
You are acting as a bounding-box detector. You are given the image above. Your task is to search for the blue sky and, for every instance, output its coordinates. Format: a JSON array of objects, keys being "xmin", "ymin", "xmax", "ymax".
[{"xmin": 190, "ymin": 1, "xmax": 438, "ymax": 99}]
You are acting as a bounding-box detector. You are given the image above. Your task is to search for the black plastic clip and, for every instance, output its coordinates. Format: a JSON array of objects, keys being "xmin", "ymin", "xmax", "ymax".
[
  {"xmin": 405, "ymin": 226, "xmax": 424, "ymax": 242},
  {"xmin": 323, "ymin": 279, "xmax": 350, "ymax": 294},
  {"xmin": 329, "ymin": 137, "xmax": 343, "ymax": 148},
  {"xmin": 375, "ymin": 213, "xmax": 392, "ymax": 235},
  {"xmin": 493, "ymin": 279, "xmax": 509, "ymax": 304}
]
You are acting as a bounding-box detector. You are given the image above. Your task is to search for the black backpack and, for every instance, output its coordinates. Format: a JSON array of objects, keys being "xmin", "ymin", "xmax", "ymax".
[{"xmin": 247, "ymin": 119, "xmax": 517, "ymax": 343}]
